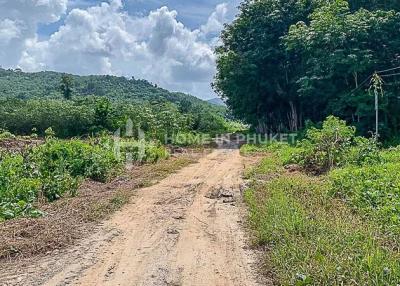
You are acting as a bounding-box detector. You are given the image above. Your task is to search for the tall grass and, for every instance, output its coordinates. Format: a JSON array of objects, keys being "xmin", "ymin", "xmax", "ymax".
[{"xmin": 243, "ymin": 141, "xmax": 400, "ymax": 285}]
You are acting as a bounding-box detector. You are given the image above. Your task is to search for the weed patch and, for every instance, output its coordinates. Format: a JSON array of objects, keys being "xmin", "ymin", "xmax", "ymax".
[{"xmin": 243, "ymin": 141, "xmax": 400, "ymax": 285}]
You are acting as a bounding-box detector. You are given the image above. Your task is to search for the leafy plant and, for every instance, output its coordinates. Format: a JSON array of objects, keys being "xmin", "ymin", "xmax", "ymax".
[
  {"xmin": 0, "ymin": 129, "xmax": 15, "ymax": 140},
  {"xmin": 0, "ymin": 154, "xmax": 41, "ymax": 220},
  {"xmin": 0, "ymin": 137, "xmax": 122, "ymax": 220},
  {"xmin": 293, "ymin": 116, "xmax": 356, "ymax": 173},
  {"xmin": 329, "ymin": 163, "xmax": 400, "ymax": 231},
  {"xmin": 293, "ymin": 116, "xmax": 381, "ymax": 173},
  {"xmin": 32, "ymin": 138, "xmax": 121, "ymax": 183}
]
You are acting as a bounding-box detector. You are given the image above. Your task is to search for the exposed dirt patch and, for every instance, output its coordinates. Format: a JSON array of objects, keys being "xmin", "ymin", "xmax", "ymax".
[
  {"xmin": 0, "ymin": 149, "xmax": 267, "ymax": 286},
  {"xmin": 0, "ymin": 138, "xmax": 43, "ymax": 153},
  {"xmin": 0, "ymin": 154, "xmax": 200, "ymax": 262}
]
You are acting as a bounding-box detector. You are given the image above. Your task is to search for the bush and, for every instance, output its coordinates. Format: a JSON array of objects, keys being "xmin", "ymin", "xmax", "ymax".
[
  {"xmin": 345, "ymin": 137, "xmax": 381, "ymax": 166},
  {"xmin": 293, "ymin": 116, "xmax": 381, "ymax": 173},
  {"xmin": 0, "ymin": 154, "xmax": 41, "ymax": 220},
  {"xmin": 144, "ymin": 143, "xmax": 170, "ymax": 163},
  {"xmin": 119, "ymin": 139, "xmax": 169, "ymax": 164},
  {"xmin": 41, "ymin": 171, "xmax": 80, "ymax": 201},
  {"xmin": 294, "ymin": 116, "xmax": 355, "ymax": 173},
  {"xmin": 381, "ymin": 146, "xmax": 400, "ymax": 163},
  {"xmin": 0, "ymin": 137, "xmax": 122, "ymax": 220},
  {"xmin": 32, "ymin": 138, "xmax": 121, "ymax": 183},
  {"xmin": 0, "ymin": 129, "xmax": 15, "ymax": 140}
]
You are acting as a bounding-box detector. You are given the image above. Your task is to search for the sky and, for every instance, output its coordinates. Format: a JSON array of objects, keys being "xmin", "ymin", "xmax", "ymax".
[{"xmin": 0, "ymin": 0, "xmax": 241, "ymax": 99}]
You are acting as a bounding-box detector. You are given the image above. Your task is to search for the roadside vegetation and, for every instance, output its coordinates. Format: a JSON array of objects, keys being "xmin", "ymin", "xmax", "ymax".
[
  {"xmin": 242, "ymin": 116, "xmax": 400, "ymax": 285},
  {"xmin": 218, "ymin": 1, "xmax": 400, "ymax": 281},
  {"xmin": 0, "ymin": 131, "xmax": 174, "ymax": 221}
]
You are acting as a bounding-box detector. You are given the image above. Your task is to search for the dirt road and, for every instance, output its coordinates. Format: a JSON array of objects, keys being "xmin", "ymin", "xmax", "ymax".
[{"xmin": 1, "ymin": 149, "xmax": 264, "ymax": 286}]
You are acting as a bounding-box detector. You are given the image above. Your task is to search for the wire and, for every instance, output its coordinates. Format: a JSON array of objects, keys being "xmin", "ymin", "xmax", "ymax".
[
  {"xmin": 350, "ymin": 74, "xmax": 373, "ymax": 94},
  {"xmin": 380, "ymin": 72, "xmax": 400, "ymax": 78},
  {"xmin": 376, "ymin": 66, "xmax": 400, "ymax": 74},
  {"xmin": 349, "ymin": 66, "xmax": 400, "ymax": 94}
]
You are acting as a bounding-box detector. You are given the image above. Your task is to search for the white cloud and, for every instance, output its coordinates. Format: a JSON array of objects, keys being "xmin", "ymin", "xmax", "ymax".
[
  {"xmin": 2, "ymin": 0, "xmax": 235, "ymax": 99},
  {"xmin": 0, "ymin": 19, "xmax": 22, "ymax": 44},
  {"xmin": 19, "ymin": 0, "xmax": 134, "ymax": 74},
  {"xmin": 200, "ymin": 3, "xmax": 228, "ymax": 37},
  {"xmin": 0, "ymin": 0, "xmax": 68, "ymax": 24},
  {"xmin": 0, "ymin": 0, "xmax": 67, "ymax": 67}
]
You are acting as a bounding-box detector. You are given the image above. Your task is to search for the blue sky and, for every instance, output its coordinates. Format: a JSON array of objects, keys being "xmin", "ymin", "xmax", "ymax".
[
  {"xmin": 0, "ymin": 0, "xmax": 239, "ymax": 99},
  {"xmin": 39, "ymin": 0, "xmax": 238, "ymax": 38},
  {"xmin": 72, "ymin": 0, "xmax": 236, "ymax": 25}
]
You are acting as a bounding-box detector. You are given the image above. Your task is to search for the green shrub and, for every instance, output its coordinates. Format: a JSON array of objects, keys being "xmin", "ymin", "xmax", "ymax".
[
  {"xmin": 32, "ymin": 138, "xmax": 121, "ymax": 183},
  {"xmin": 41, "ymin": 171, "xmax": 80, "ymax": 201},
  {"xmin": 293, "ymin": 116, "xmax": 381, "ymax": 173},
  {"xmin": 0, "ymin": 154, "xmax": 41, "ymax": 220},
  {"xmin": 0, "ymin": 137, "xmax": 122, "ymax": 220},
  {"xmin": 381, "ymin": 146, "xmax": 400, "ymax": 163},
  {"xmin": 85, "ymin": 146, "xmax": 120, "ymax": 182},
  {"xmin": 344, "ymin": 137, "xmax": 382, "ymax": 166},
  {"xmin": 119, "ymin": 139, "xmax": 169, "ymax": 164},
  {"xmin": 0, "ymin": 129, "xmax": 15, "ymax": 140},
  {"xmin": 144, "ymin": 143, "xmax": 170, "ymax": 163},
  {"xmin": 294, "ymin": 116, "xmax": 355, "ymax": 173}
]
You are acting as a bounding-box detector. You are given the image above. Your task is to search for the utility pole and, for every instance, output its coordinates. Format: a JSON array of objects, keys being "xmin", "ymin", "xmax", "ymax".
[
  {"xmin": 369, "ymin": 72, "xmax": 384, "ymax": 139},
  {"xmin": 374, "ymin": 85, "xmax": 379, "ymax": 137}
]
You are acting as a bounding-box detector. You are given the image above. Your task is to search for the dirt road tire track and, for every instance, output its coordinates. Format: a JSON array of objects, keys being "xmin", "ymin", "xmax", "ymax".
[{"xmin": 1, "ymin": 149, "xmax": 266, "ymax": 286}]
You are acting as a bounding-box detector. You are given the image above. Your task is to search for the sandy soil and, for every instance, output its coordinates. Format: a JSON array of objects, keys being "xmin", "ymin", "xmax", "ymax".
[{"xmin": 1, "ymin": 149, "xmax": 266, "ymax": 286}]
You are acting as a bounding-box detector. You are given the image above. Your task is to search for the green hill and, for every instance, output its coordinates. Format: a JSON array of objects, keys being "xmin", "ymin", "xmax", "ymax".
[
  {"xmin": 0, "ymin": 68, "xmax": 216, "ymax": 106},
  {"xmin": 0, "ymin": 68, "xmax": 230, "ymax": 138}
]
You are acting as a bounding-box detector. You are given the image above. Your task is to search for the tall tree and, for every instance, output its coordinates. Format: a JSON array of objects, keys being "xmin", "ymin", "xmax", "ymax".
[
  {"xmin": 60, "ymin": 74, "xmax": 73, "ymax": 100},
  {"xmin": 213, "ymin": 0, "xmax": 324, "ymax": 133},
  {"xmin": 285, "ymin": 0, "xmax": 400, "ymax": 137},
  {"xmin": 214, "ymin": 0, "xmax": 400, "ymax": 138},
  {"xmin": 94, "ymin": 97, "xmax": 112, "ymax": 130}
]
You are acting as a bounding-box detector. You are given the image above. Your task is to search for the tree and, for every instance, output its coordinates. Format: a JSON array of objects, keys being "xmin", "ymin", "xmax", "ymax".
[
  {"xmin": 285, "ymin": 0, "xmax": 400, "ymax": 138},
  {"xmin": 213, "ymin": 0, "xmax": 324, "ymax": 133},
  {"xmin": 348, "ymin": 0, "xmax": 400, "ymax": 11},
  {"xmin": 214, "ymin": 0, "xmax": 400, "ymax": 139},
  {"xmin": 94, "ymin": 97, "xmax": 112, "ymax": 131},
  {"xmin": 60, "ymin": 74, "xmax": 73, "ymax": 100}
]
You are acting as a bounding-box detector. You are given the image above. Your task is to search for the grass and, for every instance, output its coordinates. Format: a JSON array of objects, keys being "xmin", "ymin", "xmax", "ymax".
[
  {"xmin": 244, "ymin": 144, "xmax": 400, "ymax": 285},
  {"xmin": 329, "ymin": 163, "xmax": 400, "ymax": 235},
  {"xmin": 240, "ymin": 144, "xmax": 271, "ymax": 155},
  {"xmin": 86, "ymin": 191, "xmax": 130, "ymax": 222}
]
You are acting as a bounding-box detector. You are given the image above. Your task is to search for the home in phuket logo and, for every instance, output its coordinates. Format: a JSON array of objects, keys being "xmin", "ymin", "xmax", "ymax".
[{"xmin": 113, "ymin": 119, "xmax": 146, "ymax": 169}]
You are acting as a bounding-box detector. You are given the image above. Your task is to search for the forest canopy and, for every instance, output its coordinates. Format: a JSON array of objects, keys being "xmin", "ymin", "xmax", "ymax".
[
  {"xmin": 0, "ymin": 68, "xmax": 232, "ymax": 138},
  {"xmin": 214, "ymin": 0, "xmax": 400, "ymax": 140}
]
